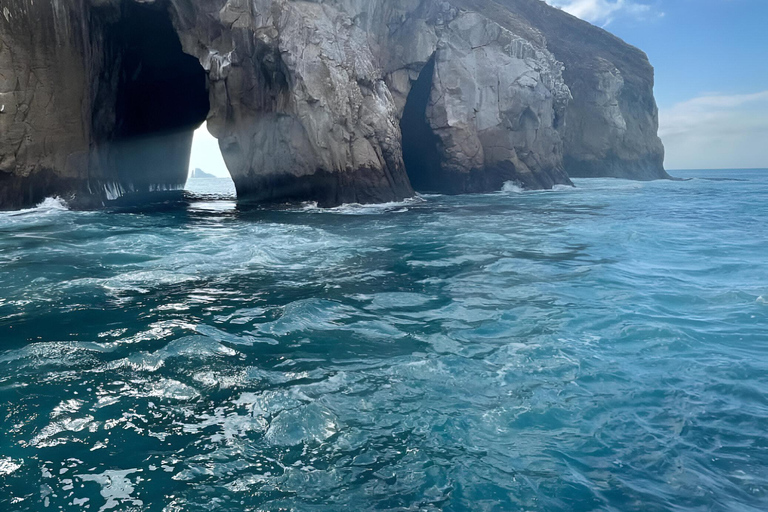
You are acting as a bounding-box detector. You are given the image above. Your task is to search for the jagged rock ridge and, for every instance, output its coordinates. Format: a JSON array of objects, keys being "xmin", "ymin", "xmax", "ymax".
[{"xmin": 0, "ymin": 0, "xmax": 666, "ymax": 210}]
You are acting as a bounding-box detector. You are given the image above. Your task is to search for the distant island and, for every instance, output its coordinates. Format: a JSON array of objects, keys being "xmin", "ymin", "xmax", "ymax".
[{"xmin": 189, "ymin": 168, "xmax": 217, "ymax": 179}]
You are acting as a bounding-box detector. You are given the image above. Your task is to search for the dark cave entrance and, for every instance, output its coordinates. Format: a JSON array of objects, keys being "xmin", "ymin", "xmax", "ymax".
[
  {"xmin": 400, "ymin": 57, "xmax": 444, "ymax": 193},
  {"xmin": 107, "ymin": 1, "xmax": 210, "ymax": 192}
]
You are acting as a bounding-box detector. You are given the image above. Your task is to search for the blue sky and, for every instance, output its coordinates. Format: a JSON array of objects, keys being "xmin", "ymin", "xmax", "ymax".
[
  {"xmin": 190, "ymin": 0, "xmax": 768, "ymax": 177},
  {"xmin": 546, "ymin": 0, "xmax": 768, "ymax": 169}
]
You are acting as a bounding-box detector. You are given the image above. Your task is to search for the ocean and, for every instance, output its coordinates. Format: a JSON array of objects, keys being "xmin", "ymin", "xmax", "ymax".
[{"xmin": 1, "ymin": 169, "xmax": 766, "ymax": 511}]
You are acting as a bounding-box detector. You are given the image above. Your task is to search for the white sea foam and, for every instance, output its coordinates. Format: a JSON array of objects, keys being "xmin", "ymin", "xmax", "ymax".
[
  {"xmin": 501, "ymin": 181, "xmax": 524, "ymax": 193},
  {"xmin": 5, "ymin": 196, "xmax": 70, "ymax": 216},
  {"xmin": 36, "ymin": 196, "xmax": 70, "ymax": 210},
  {"xmin": 0, "ymin": 457, "xmax": 22, "ymax": 476},
  {"xmin": 0, "ymin": 197, "xmax": 72, "ymax": 228},
  {"xmin": 299, "ymin": 196, "xmax": 425, "ymax": 215},
  {"xmin": 502, "ymin": 181, "xmax": 575, "ymax": 194}
]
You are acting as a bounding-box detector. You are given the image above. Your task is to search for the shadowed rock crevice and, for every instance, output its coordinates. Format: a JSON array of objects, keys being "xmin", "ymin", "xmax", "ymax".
[
  {"xmin": 400, "ymin": 57, "xmax": 444, "ymax": 194},
  {"xmin": 103, "ymin": 1, "xmax": 210, "ymax": 194}
]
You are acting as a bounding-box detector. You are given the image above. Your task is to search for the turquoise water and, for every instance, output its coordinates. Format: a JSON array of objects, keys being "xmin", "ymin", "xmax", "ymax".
[{"xmin": 1, "ymin": 170, "xmax": 767, "ymax": 511}]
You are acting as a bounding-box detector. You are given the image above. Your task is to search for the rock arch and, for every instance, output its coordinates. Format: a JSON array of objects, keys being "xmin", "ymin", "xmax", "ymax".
[
  {"xmin": 0, "ymin": 0, "xmax": 666, "ymax": 210},
  {"xmin": 97, "ymin": 0, "xmax": 210, "ymax": 199}
]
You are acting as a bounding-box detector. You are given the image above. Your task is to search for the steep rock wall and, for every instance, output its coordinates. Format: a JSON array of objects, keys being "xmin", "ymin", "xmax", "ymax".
[
  {"xmin": 495, "ymin": 0, "xmax": 668, "ymax": 179},
  {"xmin": 0, "ymin": 0, "xmax": 210, "ymax": 209},
  {"xmin": 170, "ymin": 0, "xmax": 573, "ymax": 201},
  {"xmin": 0, "ymin": 0, "xmax": 666, "ymax": 210},
  {"xmin": 0, "ymin": 0, "xmax": 93, "ymax": 207}
]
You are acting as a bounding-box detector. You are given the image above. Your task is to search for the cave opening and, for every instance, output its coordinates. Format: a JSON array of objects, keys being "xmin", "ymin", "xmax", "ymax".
[
  {"xmin": 400, "ymin": 57, "xmax": 444, "ymax": 193},
  {"xmin": 185, "ymin": 122, "xmax": 236, "ymax": 198},
  {"xmin": 108, "ymin": 1, "xmax": 211, "ymax": 193}
]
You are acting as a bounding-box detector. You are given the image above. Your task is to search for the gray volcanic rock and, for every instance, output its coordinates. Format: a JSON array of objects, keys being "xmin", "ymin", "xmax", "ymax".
[
  {"xmin": 495, "ymin": 0, "xmax": 668, "ymax": 179},
  {"xmin": 182, "ymin": 0, "xmax": 415, "ymax": 206},
  {"xmin": 0, "ymin": 0, "xmax": 94, "ymax": 208},
  {"xmin": 0, "ymin": 0, "xmax": 207, "ymax": 209},
  {"xmin": 424, "ymin": 9, "xmax": 572, "ymax": 191},
  {"xmin": 0, "ymin": 0, "xmax": 666, "ymax": 210},
  {"xmin": 176, "ymin": 0, "xmax": 572, "ymax": 201}
]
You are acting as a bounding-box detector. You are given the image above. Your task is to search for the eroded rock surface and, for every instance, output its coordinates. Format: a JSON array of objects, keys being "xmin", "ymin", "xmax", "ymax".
[
  {"xmin": 0, "ymin": 0, "xmax": 667, "ymax": 210},
  {"xmin": 0, "ymin": 0, "xmax": 93, "ymax": 208},
  {"xmin": 495, "ymin": 0, "xmax": 668, "ymax": 179}
]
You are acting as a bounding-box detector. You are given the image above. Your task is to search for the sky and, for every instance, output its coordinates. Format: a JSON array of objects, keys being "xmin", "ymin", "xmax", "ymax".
[
  {"xmin": 189, "ymin": 0, "xmax": 768, "ymax": 176},
  {"xmin": 545, "ymin": 0, "xmax": 768, "ymax": 170},
  {"xmin": 189, "ymin": 122, "xmax": 229, "ymax": 178}
]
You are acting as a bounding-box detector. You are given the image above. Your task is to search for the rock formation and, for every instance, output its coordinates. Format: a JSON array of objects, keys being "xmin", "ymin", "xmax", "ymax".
[
  {"xmin": 190, "ymin": 168, "xmax": 217, "ymax": 179},
  {"xmin": 495, "ymin": 0, "xmax": 668, "ymax": 180},
  {"xmin": 0, "ymin": 0, "xmax": 667, "ymax": 210}
]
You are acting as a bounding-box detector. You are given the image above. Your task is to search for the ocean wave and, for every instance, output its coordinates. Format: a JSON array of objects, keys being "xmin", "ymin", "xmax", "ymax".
[
  {"xmin": 298, "ymin": 196, "xmax": 426, "ymax": 215},
  {"xmin": 501, "ymin": 181, "xmax": 575, "ymax": 194},
  {"xmin": 0, "ymin": 196, "xmax": 70, "ymax": 220},
  {"xmin": 0, "ymin": 341, "xmax": 108, "ymax": 367},
  {"xmin": 501, "ymin": 181, "xmax": 524, "ymax": 193},
  {"xmin": 37, "ymin": 196, "xmax": 70, "ymax": 210}
]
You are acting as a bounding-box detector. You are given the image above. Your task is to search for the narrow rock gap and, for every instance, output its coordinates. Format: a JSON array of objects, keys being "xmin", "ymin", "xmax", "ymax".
[{"xmin": 400, "ymin": 56, "xmax": 444, "ymax": 194}]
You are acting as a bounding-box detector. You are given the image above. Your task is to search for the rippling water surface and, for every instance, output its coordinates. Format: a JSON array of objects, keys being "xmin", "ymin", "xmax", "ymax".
[{"xmin": 1, "ymin": 170, "xmax": 767, "ymax": 511}]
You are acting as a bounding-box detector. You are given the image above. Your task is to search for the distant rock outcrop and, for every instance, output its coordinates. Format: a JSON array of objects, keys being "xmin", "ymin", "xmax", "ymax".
[
  {"xmin": 0, "ymin": 0, "xmax": 667, "ymax": 210},
  {"xmin": 189, "ymin": 168, "xmax": 217, "ymax": 179}
]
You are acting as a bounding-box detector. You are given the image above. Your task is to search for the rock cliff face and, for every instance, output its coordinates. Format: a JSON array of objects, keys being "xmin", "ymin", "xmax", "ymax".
[
  {"xmin": 0, "ymin": 0, "xmax": 93, "ymax": 208},
  {"xmin": 0, "ymin": 0, "xmax": 666, "ymax": 210},
  {"xmin": 494, "ymin": 0, "xmax": 668, "ymax": 179}
]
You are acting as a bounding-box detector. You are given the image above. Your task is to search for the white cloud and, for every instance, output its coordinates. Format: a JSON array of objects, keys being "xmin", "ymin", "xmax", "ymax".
[
  {"xmin": 659, "ymin": 91, "xmax": 768, "ymax": 170},
  {"xmin": 545, "ymin": 0, "xmax": 653, "ymax": 25},
  {"xmin": 665, "ymin": 91, "xmax": 768, "ymax": 111}
]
